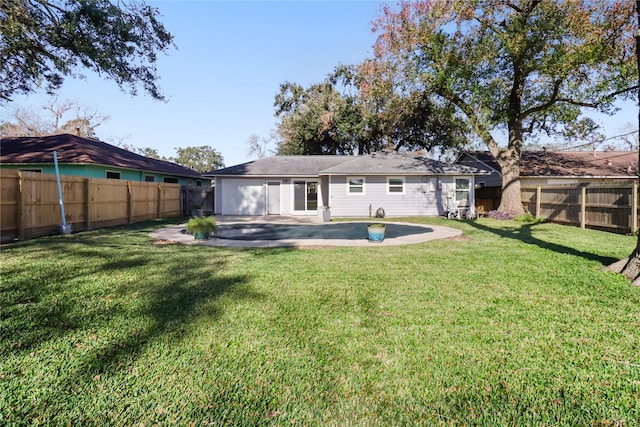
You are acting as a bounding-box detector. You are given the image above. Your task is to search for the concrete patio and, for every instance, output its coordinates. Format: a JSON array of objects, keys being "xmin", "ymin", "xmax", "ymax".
[{"xmin": 149, "ymin": 216, "xmax": 463, "ymax": 248}]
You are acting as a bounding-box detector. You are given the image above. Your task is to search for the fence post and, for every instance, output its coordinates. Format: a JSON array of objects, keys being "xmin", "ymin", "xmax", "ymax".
[
  {"xmin": 17, "ymin": 172, "xmax": 25, "ymax": 240},
  {"xmin": 580, "ymin": 186, "xmax": 587, "ymax": 229},
  {"xmin": 633, "ymin": 182, "xmax": 638, "ymax": 233},
  {"xmin": 85, "ymin": 178, "xmax": 91, "ymax": 231},
  {"xmin": 127, "ymin": 181, "xmax": 133, "ymax": 224},
  {"xmin": 157, "ymin": 184, "xmax": 162, "ymax": 218},
  {"xmin": 535, "ymin": 186, "xmax": 541, "ymax": 217}
]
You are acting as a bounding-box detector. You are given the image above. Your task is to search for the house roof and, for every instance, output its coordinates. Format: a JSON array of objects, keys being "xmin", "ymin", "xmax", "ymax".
[
  {"xmin": 208, "ymin": 155, "xmax": 353, "ymax": 177},
  {"xmin": 0, "ymin": 134, "xmax": 203, "ymax": 178},
  {"xmin": 208, "ymin": 151, "xmax": 488, "ymax": 177},
  {"xmin": 460, "ymin": 150, "xmax": 638, "ymax": 178}
]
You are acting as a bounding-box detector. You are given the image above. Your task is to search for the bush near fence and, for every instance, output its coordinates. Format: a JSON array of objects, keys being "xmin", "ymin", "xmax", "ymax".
[
  {"xmin": 1, "ymin": 170, "xmax": 182, "ymax": 242},
  {"xmin": 521, "ymin": 183, "xmax": 638, "ymax": 234}
]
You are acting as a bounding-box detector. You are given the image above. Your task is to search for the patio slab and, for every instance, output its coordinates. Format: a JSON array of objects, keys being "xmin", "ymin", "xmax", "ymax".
[{"xmin": 149, "ymin": 216, "xmax": 463, "ymax": 248}]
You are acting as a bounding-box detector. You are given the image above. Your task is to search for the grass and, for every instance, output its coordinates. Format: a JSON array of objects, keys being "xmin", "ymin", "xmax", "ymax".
[{"xmin": 1, "ymin": 217, "xmax": 638, "ymax": 426}]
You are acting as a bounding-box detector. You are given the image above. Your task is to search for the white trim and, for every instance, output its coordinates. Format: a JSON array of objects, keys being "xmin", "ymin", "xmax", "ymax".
[{"xmin": 386, "ymin": 176, "xmax": 406, "ymax": 195}]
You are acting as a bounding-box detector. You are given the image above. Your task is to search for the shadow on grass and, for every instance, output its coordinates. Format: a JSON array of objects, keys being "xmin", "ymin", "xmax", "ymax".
[
  {"xmin": 465, "ymin": 220, "xmax": 618, "ymax": 266},
  {"xmin": 1, "ymin": 220, "xmax": 261, "ymax": 404}
]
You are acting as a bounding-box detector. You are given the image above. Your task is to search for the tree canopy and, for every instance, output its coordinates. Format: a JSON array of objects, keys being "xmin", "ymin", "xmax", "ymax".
[
  {"xmin": 0, "ymin": 0, "xmax": 174, "ymax": 101},
  {"xmin": 274, "ymin": 65, "xmax": 469, "ymax": 157},
  {"xmin": 367, "ymin": 0, "xmax": 637, "ymax": 213},
  {"xmin": 171, "ymin": 146, "xmax": 224, "ymax": 173}
]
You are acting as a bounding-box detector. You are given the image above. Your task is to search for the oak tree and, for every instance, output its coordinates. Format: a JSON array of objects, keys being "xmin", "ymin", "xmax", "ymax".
[
  {"xmin": 369, "ymin": 0, "xmax": 636, "ymax": 213},
  {"xmin": 1, "ymin": 0, "xmax": 174, "ymax": 101}
]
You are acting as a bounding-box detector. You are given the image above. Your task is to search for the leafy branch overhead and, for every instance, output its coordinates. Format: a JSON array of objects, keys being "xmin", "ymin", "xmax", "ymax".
[
  {"xmin": 0, "ymin": 0, "xmax": 175, "ymax": 101},
  {"xmin": 366, "ymin": 0, "xmax": 636, "ymax": 213}
]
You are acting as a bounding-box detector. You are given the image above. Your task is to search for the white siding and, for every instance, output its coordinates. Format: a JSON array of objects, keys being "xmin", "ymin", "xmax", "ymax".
[{"xmin": 328, "ymin": 175, "xmax": 458, "ymax": 217}]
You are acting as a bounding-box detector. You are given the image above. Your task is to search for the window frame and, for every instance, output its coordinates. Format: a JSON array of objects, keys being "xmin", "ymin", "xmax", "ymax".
[
  {"xmin": 386, "ymin": 176, "xmax": 406, "ymax": 195},
  {"xmin": 347, "ymin": 176, "xmax": 365, "ymax": 195},
  {"xmin": 105, "ymin": 170, "xmax": 121, "ymax": 180},
  {"xmin": 455, "ymin": 178, "xmax": 470, "ymax": 203}
]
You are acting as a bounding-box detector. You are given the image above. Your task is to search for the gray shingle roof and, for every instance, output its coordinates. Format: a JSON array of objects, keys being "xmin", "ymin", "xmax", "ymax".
[
  {"xmin": 461, "ymin": 150, "xmax": 638, "ymax": 177},
  {"xmin": 208, "ymin": 151, "xmax": 487, "ymax": 177},
  {"xmin": 320, "ymin": 151, "xmax": 487, "ymax": 175},
  {"xmin": 207, "ymin": 155, "xmax": 354, "ymax": 176}
]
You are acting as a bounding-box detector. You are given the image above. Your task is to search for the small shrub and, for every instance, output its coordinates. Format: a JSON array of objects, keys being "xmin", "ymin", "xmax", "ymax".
[
  {"xmin": 186, "ymin": 216, "xmax": 217, "ymax": 235},
  {"xmin": 487, "ymin": 210, "xmax": 515, "ymax": 220},
  {"xmin": 515, "ymin": 213, "xmax": 536, "ymax": 222}
]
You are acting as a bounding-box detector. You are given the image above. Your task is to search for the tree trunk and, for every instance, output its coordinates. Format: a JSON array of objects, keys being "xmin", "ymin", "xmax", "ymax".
[
  {"xmin": 496, "ymin": 158, "xmax": 526, "ymax": 215},
  {"xmin": 609, "ymin": 0, "xmax": 640, "ymax": 285},
  {"xmin": 606, "ymin": 238, "xmax": 640, "ymax": 285}
]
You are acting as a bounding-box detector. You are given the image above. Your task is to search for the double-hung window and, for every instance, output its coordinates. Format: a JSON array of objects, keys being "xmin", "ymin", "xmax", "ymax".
[
  {"xmin": 347, "ymin": 177, "xmax": 365, "ymax": 195},
  {"xmin": 387, "ymin": 177, "xmax": 405, "ymax": 194},
  {"xmin": 455, "ymin": 178, "xmax": 470, "ymax": 204}
]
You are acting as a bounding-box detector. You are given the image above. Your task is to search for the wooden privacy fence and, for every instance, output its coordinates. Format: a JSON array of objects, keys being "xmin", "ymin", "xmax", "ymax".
[
  {"xmin": 521, "ymin": 183, "xmax": 638, "ymax": 234},
  {"xmin": 1, "ymin": 169, "xmax": 182, "ymax": 242}
]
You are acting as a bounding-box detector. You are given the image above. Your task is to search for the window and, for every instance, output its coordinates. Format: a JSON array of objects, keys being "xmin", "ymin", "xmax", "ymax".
[
  {"xmin": 387, "ymin": 177, "xmax": 405, "ymax": 194},
  {"xmin": 348, "ymin": 177, "xmax": 365, "ymax": 195},
  {"xmin": 106, "ymin": 171, "xmax": 121, "ymax": 179},
  {"xmin": 19, "ymin": 169, "xmax": 42, "ymax": 173},
  {"xmin": 455, "ymin": 178, "xmax": 470, "ymax": 203},
  {"xmin": 144, "ymin": 175, "xmax": 155, "ymax": 182},
  {"xmin": 163, "ymin": 177, "xmax": 179, "ymax": 184}
]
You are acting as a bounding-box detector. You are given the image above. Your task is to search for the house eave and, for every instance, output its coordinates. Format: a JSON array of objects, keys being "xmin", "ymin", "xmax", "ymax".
[{"xmin": 1, "ymin": 161, "xmax": 205, "ymax": 179}]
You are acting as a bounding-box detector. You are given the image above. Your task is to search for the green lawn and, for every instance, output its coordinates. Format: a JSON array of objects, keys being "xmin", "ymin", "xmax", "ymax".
[{"xmin": 1, "ymin": 218, "xmax": 638, "ymax": 426}]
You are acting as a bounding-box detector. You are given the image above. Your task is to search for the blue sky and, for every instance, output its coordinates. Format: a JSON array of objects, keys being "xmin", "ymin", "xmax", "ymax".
[{"xmin": 5, "ymin": 0, "xmax": 637, "ymax": 167}]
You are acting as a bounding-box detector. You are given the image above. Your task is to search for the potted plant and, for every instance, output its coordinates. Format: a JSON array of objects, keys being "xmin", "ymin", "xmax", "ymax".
[
  {"xmin": 322, "ymin": 206, "xmax": 331, "ymax": 222},
  {"xmin": 186, "ymin": 216, "xmax": 217, "ymax": 240},
  {"xmin": 367, "ymin": 223, "xmax": 386, "ymax": 242}
]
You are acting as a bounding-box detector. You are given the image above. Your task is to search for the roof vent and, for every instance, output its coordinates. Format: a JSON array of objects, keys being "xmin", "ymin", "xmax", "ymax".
[{"xmin": 605, "ymin": 159, "xmax": 612, "ymax": 166}]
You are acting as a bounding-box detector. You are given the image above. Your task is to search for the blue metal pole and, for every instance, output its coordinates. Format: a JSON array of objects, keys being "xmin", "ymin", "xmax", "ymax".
[{"xmin": 53, "ymin": 151, "xmax": 67, "ymax": 226}]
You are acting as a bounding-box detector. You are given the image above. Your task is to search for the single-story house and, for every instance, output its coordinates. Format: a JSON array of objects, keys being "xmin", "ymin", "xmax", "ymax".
[
  {"xmin": 0, "ymin": 134, "xmax": 210, "ymax": 186},
  {"xmin": 457, "ymin": 150, "xmax": 638, "ymax": 186},
  {"xmin": 205, "ymin": 151, "xmax": 489, "ymax": 218},
  {"xmin": 455, "ymin": 150, "xmax": 639, "ymax": 210}
]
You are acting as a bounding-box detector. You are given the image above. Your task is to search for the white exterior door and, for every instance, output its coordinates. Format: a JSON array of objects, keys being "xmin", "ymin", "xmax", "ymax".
[
  {"xmin": 221, "ymin": 179, "xmax": 265, "ymax": 215},
  {"xmin": 267, "ymin": 181, "xmax": 281, "ymax": 215}
]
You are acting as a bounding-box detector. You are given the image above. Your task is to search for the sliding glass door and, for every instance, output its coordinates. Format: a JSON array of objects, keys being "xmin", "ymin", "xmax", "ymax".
[{"xmin": 293, "ymin": 180, "xmax": 318, "ymax": 212}]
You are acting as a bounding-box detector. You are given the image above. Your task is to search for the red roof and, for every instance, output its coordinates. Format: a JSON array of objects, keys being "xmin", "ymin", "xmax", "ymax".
[
  {"xmin": 1, "ymin": 134, "xmax": 203, "ymax": 178},
  {"xmin": 465, "ymin": 150, "xmax": 637, "ymax": 177}
]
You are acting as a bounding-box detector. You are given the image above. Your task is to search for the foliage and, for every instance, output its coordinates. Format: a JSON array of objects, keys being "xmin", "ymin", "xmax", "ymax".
[
  {"xmin": 0, "ymin": 98, "xmax": 108, "ymax": 138},
  {"xmin": 368, "ymin": 0, "xmax": 637, "ymax": 213},
  {"xmin": 0, "ymin": 218, "xmax": 637, "ymax": 424},
  {"xmin": 515, "ymin": 212, "xmax": 545, "ymax": 223},
  {"xmin": 367, "ymin": 223, "xmax": 386, "ymax": 228},
  {"xmin": 185, "ymin": 216, "xmax": 217, "ymax": 235},
  {"xmin": 274, "ymin": 78, "xmax": 378, "ymax": 155},
  {"xmin": 171, "ymin": 146, "xmax": 224, "ymax": 173},
  {"xmin": 0, "ymin": 0, "xmax": 174, "ymax": 101},
  {"xmin": 274, "ymin": 64, "xmax": 468, "ymax": 156}
]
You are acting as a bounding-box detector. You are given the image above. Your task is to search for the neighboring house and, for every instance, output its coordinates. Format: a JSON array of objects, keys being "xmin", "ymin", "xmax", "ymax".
[
  {"xmin": 205, "ymin": 151, "xmax": 489, "ymax": 218},
  {"xmin": 455, "ymin": 150, "xmax": 639, "ymax": 210},
  {"xmin": 0, "ymin": 134, "xmax": 210, "ymax": 186},
  {"xmin": 457, "ymin": 150, "xmax": 638, "ymax": 185}
]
